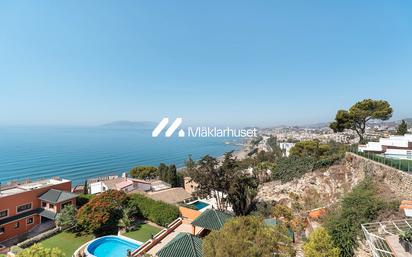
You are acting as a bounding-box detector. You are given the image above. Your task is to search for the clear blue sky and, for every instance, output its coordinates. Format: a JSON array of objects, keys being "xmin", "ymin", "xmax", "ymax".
[{"xmin": 1, "ymin": 1, "xmax": 411, "ymax": 127}]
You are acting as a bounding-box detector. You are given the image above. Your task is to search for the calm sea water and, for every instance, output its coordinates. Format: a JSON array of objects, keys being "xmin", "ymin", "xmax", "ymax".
[{"xmin": 0, "ymin": 126, "xmax": 239, "ymax": 186}]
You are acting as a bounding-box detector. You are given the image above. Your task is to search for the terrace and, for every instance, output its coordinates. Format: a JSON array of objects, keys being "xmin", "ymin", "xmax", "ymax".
[{"xmin": 0, "ymin": 178, "xmax": 70, "ymax": 197}]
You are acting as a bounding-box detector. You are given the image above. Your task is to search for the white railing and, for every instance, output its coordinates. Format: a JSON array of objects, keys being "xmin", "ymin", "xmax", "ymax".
[{"xmin": 131, "ymin": 218, "xmax": 183, "ymax": 257}]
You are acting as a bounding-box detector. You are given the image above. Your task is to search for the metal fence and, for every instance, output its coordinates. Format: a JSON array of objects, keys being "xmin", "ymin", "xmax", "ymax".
[{"xmin": 349, "ymin": 148, "xmax": 412, "ymax": 173}]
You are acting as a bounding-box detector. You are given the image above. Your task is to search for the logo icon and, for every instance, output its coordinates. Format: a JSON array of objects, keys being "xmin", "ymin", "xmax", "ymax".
[
  {"xmin": 152, "ymin": 117, "xmax": 257, "ymax": 138},
  {"xmin": 152, "ymin": 117, "xmax": 185, "ymax": 137}
]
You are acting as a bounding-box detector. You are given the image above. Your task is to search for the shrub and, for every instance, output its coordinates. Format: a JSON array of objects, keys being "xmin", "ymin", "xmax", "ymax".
[
  {"xmin": 203, "ymin": 216, "xmax": 295, "ymax": 257},
  {"xmin": 76, "ymin": 194, "xmax": 94, "ymax": 208},
  {"xmin": 128, "ymin": 194, "xmax": 180, "ymax": 226},
  {"xmin": 272, "ymin": 156, "xmax": 316, "ymax": 182},
  {"xmin": 11, "ymin": 246, "xmax": 23, "ymax": 254},
  {"xmin": 304, "ymin": 227, "xmax": 340, "ymax": 257},
  {"xmin": 130, "ymin": 166, "xmax": 158, "ymax": 179},
  {"xmin": 17, "ymin": 227, "xmax": 61, "ymax": 248},
  {"xmin": 16, "ymin": 243, "xmax": 64, "ymax": 257},
  {"xmin": 324, "ymin": 179, "xmax": 389, "ymax": 257}
]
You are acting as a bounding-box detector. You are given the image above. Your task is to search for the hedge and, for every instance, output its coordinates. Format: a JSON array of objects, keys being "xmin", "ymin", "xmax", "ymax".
[
  {"xmin": 17, "ymin": 227, "xmax": 61, "ymax": 248},
  {"xmin": 128, "ymin": 194, "xmax": 180, "ymax": 227}
]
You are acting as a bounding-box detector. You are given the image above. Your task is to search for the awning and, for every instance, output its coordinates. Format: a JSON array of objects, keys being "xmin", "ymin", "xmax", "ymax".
[{"xmin": 39, "ymin": 209, "xmax": 58, "ymax": 220}]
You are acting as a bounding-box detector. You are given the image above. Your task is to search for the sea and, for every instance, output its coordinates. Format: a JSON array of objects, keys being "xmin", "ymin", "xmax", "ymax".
[{"xmin": 0, "ymin": 126, "xmax": 240, "ymax": 186}]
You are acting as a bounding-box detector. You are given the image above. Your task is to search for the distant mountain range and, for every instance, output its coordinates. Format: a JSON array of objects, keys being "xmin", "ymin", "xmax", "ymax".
[
  {"xmin": 303, "ymin": 118, "xmax": 412, "ymax": 128},
  {"xmin": 101, "ymin": 118, "xmax": 411, "ymax": 130},
  {"xmin": 270, "ymin": 118, "xmax": 412, "ymax": 129},
  {"xmin": 372, "ymin": 118, "xmax": 412, "ymax": 127},
  {"xmin": 101, "ymin": 120, "xmax": 156, "ymax": 128}
]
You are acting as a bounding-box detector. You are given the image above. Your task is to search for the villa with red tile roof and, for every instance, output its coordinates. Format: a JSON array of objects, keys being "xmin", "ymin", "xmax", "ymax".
[{"xmin": 0, "ymin": 178, "xmax": 76, "ymax": 243}]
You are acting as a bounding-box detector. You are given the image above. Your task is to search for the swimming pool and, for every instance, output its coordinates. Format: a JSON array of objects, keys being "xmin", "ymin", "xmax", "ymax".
[
  {"xmin": 85, "ymin": 235, "xmax": 141, "ymax": 257},
  {"xmin": 189, "ymin": 200, "xmax": 210, "ymax": 210}
]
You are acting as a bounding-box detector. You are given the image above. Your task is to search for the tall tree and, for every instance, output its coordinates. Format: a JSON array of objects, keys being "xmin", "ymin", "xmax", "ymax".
[
  {"xmin": 56, "ymin": 204, "xmax": 77, "ymax": 229},
  {"xmin": 227, "ymin": 175, "xmax": 259, "ymax": 216},
  {"xmin": 203, "ymin": 216, "xmax": 295, "ymax": 257},
  {"xmin": 118, "ymin": 207, "xmax": 132, "ymax": 231},
  {"xmin": 158, "ymin": 163, "xmax": 168, "ymax": 182},
  {"xmin": 330, "ymin": 99, "xmax": 393, "ymax": 143},
  {"xmin": 266, "ymin": 136, "xmax": 284, "ymax": 159},
  {"xmin": 188, "ymin": 152, "xmax": 260, "ymax": 213},
  {"xmin": 189, "ymin": 155, "xmax": 226, "ymax": 210},
  {"xmin": 304, "ymin": 227, "xmax": 340, "ymax": 257},
  {"xmin": 83, "ymin": 180, "xmax": 88, "ymax": 195},
  {"xmin": 396, "ymin": 120, "xmax": 408, "ymax": 135},
  {"xmin": 185, "ymin": 154, "xmax": 196, "ymax": 173},
  {"xmin": 77, "ymin": 190, "xmax": 128, "ymax": 234},
  {"xmin": 167, "ymin": 164, "xmax": 178, "ymax": 187}
]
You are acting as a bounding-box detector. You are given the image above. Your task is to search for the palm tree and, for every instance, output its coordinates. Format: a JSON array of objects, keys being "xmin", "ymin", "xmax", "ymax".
[{"xmin": 118, "ymin": 207, "xmax": 132, "ymax": 232}]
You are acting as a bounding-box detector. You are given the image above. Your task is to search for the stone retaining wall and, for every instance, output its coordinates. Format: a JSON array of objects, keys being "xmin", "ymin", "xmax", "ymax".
[{"xmin": 346, "ymin": 152, "xmax": 412, "ymax": 199}]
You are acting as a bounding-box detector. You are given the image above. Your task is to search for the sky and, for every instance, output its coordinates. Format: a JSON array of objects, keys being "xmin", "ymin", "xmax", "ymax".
[{"xmin": 0, "ymin": 1, "xmax": 411, "ymax": 127}]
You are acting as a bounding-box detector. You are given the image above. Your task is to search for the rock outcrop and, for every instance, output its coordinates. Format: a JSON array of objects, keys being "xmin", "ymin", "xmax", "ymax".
[{"xmin": 257, "ymin": 157, "xmax": 364, "ymax": 207}]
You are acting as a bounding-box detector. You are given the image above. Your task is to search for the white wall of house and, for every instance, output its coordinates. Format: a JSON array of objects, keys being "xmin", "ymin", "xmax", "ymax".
[
  {"xmin": 385, "ymin": 148, "xmax": 412, "ymax": 158},
  {"xmin": 121, "ymin": 183, "xmax": 135, "ymax": 193},
  {"xmin": 359, "ymin": 142, "xmax": 383, "ymax": 152},
  {"xmin": 359, "ymin": 134, "xmax": 412, "ymax": 153},
  {"xmin": 135, "ymin": 182, "xmax": 151, "ymax": 192},
  {"xmin": 279, "ymin": 142, "xmax": 295, "ymax": 157},
  {"xmin": 90, "ymin": 182, "xmax": 105, "ymax": 194}
]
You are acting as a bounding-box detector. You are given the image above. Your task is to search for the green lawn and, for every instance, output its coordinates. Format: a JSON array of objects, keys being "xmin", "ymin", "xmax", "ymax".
[
  {"xmin": 124, "ymin": 223, "xmax": 162, "ymax": 242},
  {"xmin": 41, "ymin": 231, "xmax": 93, "ymax": 256}
]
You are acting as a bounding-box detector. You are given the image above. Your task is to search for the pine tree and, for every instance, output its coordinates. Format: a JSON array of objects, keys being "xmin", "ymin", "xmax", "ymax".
[
  {"xmin": 397, "ymin": 120, "xmax": 408, "ymax": 135},
  {"xmin": 158, "ymin": 163, "xmax": 168, "ymax": 182},
  {"xmin": 83, "ymin": 180, "xmax": 88, "ymax": 195},
  {"xmin": 168, "ymin": 164, "xmax": 178, "ymax": 187},
  {"xmin": 185, "ymin": 154, "xmax": 195, "ymax": 173}
]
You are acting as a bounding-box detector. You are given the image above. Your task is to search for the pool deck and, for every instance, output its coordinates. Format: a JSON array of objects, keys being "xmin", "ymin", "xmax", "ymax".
[{"xmin": 147, "ymin": 222, "xmax": 197, "ymax": 255}]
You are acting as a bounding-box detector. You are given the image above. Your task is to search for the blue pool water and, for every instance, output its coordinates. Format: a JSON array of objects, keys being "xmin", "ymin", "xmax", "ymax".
[
  {"xmin": 86, "ymin": 236, "xmax": 140, "ymax": 257},
  {"xmin": 0, "ymin": 126, "xmax": 240, "ymax": 185},
  {"xmin": 189, "ymin": 200, "xmax": 209, "ymax": 210}
]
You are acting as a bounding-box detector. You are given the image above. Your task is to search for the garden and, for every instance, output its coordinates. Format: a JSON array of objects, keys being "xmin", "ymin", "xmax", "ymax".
[{"xmin": 10, "ymin": 190, "xmax": 179, "ymax": 257}]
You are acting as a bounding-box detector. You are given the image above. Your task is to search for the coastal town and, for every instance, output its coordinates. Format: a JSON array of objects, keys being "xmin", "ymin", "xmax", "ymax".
[
  {"xmin": 1, "ymin": 1, "xmax": 410, "ymax": 256},
  {"xmin": 0, "ymin": 99, "xmax": 412, "ymax": 257}
]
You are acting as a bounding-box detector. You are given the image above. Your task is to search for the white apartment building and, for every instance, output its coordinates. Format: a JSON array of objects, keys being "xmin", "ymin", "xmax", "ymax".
[
  {"xmin": 358, "ymin": 134, "xmax": 412, "ymax": 159},
  {"xmin": 279, "ymin": 142, "xmax": 295, "ymax": 157}
]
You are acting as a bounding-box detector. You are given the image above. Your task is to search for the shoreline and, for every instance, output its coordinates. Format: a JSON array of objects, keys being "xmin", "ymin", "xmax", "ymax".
[{"xmin": 217, "ymin": 138, "xmax": 252, "ymax": 161}]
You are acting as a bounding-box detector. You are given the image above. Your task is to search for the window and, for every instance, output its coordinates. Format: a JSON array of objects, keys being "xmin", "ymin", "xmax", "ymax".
[
  {"xmin": 49, "ymin": 204, "xmax": 55, "ymax": 209},
  {"xmin": 17, "ymin": 203, "xmax": 32, "ymax": 213},
  {"xmin": 42, "ymin": 202, "xmax": 47, "ymax": 208},
  {"xmin": 61, "ymin": 201, "xmax": 72, "ymax": 210},
  {"xmin": 27, "ymin": 217, "xmax": 33, "ymax": 225},
  {"xmin": 14, "ymin": 222, "xmax": 19, "ymax": 229},
  {"xmin": 0, "ymin": 210, "xmax": 8, "ymax": 219},
  {"xmin": 0, "ymin": 227, "xmax": 4, "ymax": 234}
]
